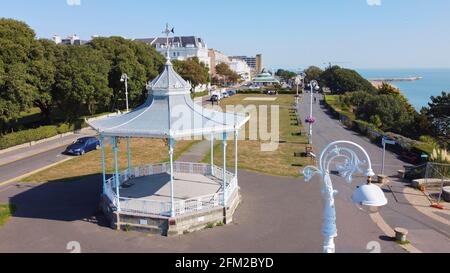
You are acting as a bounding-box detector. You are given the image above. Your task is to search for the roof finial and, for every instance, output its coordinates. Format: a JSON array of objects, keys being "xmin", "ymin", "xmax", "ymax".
[{"xmin": 162, "ymin": 23, "xmax": 175, "ymax": 64}]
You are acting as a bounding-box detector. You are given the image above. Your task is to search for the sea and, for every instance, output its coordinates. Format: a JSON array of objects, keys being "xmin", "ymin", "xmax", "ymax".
[{"xmin": 356, "ymin": 68, "xmax": 450, "ymax": 111}]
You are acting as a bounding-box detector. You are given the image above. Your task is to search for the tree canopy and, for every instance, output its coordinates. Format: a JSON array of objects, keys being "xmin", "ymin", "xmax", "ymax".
[
  {"xmin": 0, "ymin": 19, "xmax": 37, "ymax": 126},
  {"xmin": 320, "ymin": 66, "xmax": 376, "ymax": 94},
  {"xmin": 275, "ymin": 69, "xmax": 296, "ymax": 82},
  {"xmin": 304, "ymin": 66, "xmax": 323, "ymax": 84},
  {"xmin": 424, "ymin": 92, "xmax": 449, "ymax": 148},
  {"xmin": 53, "ymin": 46, "xmax": 111, "ymax": 119},
  {"xmin": 173, "ymin": 57, "xmax": 209, "ymax": 89},
  {"xmin": 0, "ymin": 19, "xmax": 166, "ymax": 132},
  {"xmin": 214, "ymin": 63, "xmax": 240, "ymax": 85},
  {"xmin": 88, "ymin": 36, "xmax": 164, "ymax": 111}
]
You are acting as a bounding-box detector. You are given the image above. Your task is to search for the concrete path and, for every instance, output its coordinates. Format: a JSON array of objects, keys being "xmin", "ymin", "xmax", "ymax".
[
  {"xmin": 0, "ymin": 170, "xmax": 402, "ymax": 253},
  {"xmin": 177, "ymin": 141, "xmax": 211, "ymax": 163},
  {"xmin": 298, "ymin": 93, "xmax": 450, "ymax": 252},
  {"xmin": 0, "ymin": 93, "xmax": 404, "ymax": 253}
]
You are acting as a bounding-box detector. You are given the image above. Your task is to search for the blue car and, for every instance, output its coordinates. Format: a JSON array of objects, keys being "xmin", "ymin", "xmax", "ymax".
[
  {"xmin": 227, "ymin": 90, "xmax": 236, "ymax": 96},
  {"xmin": 65, "ymin": 137, "xmax": 100, "ymax": 156}
]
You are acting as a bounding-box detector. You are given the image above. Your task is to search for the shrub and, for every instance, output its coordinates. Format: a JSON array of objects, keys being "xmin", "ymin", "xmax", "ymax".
[
  {"xmin": 191, "ymin": 90, "xmax": 209, "ymax": 99},
  {"xmin": 0, "ymin": 123, "xmax": 75, "ymax": 150}
]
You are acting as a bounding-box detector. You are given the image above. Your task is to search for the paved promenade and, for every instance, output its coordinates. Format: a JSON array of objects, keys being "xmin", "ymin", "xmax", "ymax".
[
  {"xmin": 298, "ymin": 93, "xmax": 450, "ymax": 252},
  {"xmin": 0, "ymin": 94, "xmax": 404, "ymax": 252}
]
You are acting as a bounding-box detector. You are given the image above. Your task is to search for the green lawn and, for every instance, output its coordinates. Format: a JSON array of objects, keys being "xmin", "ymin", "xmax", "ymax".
[
  {"xmin": 0, "ymin": 204, "xmax": 16, "ymax": 227},
  {"xmin": 324, "ymin": 95, "xmax": 355, "ymax": 120},
  {"xmin": 202, "ymin": 94, "xmax": 310, "ymax": 177}
]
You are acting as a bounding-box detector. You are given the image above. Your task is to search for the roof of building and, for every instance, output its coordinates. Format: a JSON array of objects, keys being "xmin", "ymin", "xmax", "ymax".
[
  {"xmin": 135, "ymin": 36, "xmax": 205, "ymax": 48},
  {"xmin": 252, "ymin": 71, "xmax": 280, "ymax": 83},
  {"xmin": 87, "ymin": 59, "xmax": 249, "ymax": 139}
]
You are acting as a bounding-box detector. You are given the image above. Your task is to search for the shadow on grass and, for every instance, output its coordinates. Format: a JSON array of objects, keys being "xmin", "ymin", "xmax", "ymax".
[{"xmin": 9, "ymin": 174, "xmax": 109, "ymax": 227}]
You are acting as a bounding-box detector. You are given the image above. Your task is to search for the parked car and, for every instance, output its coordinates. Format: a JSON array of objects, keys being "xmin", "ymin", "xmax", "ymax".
[
  {"xmin": 65, "ymin": 137, "xmax": 100, "ymax": 156},
  {"xmin": 210, "ymin": 94, "xmax": 220, "ymax": 104},
  {"xmin": 227, "ymin": 90, "xmax": 236, "ymax": 96},
  {"xmin": 267, "ymin": 90, "xmax": 278, "ymax": 95},
  {"xmin": 222, "ymin": 91, "xmax": 230, "ymax": 98}
]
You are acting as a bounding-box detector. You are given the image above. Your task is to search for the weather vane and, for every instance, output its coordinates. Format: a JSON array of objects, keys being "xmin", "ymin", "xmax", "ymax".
[{"xmin": 162, "ymin": 23, "xmax": 175, "ymax": 61}]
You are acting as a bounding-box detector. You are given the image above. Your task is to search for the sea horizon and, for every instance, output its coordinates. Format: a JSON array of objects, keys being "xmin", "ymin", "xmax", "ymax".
[{"xmin": 356, "ymin": 68, "xmax": 450, "ymax": 111}]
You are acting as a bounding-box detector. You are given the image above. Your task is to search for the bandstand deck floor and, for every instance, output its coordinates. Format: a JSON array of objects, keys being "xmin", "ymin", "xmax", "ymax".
[{"xmin": 119, "ymin": 173, "xmax": 223, "ymax": 202}]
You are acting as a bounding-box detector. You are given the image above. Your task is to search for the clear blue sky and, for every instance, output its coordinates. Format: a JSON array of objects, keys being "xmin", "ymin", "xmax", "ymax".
[{"xmin": 2, "ymin": 0, "xmax": 450, "ymax": 70}]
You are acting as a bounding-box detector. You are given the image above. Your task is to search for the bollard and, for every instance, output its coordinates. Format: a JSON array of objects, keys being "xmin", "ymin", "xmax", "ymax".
[{"xmin": 394, "ymin": 227, "xmax": 408, "ymax": 243}]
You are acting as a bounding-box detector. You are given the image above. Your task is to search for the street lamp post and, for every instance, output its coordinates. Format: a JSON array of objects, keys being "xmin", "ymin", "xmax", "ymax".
[
  {"xmin": 120, "ymin": 73, "xmax": 129, "ymax": 112},
  {"xmin": 381, "ymin": 137, "xmax": 396, "ymax": 175},
  {"xmin": 302, "ymin": 140, "xmax": 388, "ymax": 253},
  {"xmin": 120, "ymin": 73, "xmax": 131, "ymax": 176},
  {"xmin": 308, "ymin": 80, "xmax": 319, "ymax": 145}
]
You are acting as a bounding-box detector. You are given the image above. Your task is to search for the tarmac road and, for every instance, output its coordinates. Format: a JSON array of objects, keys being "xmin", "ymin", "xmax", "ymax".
[{"xmin": 0, "ymin": 146, "xmax": 71, "ymax": 184}]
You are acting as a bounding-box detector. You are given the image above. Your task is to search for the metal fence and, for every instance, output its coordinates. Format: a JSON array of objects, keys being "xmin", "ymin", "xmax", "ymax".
[
  {"xmin": 424, "ymin": 162, "xmax": 450, "ymax": 205},
  {"xmin": 104, "ymin": 162, "xmax": 238, "ymax": 217}
]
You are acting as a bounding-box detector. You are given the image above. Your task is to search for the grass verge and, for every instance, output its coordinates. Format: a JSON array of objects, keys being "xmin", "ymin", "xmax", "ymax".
[
  {"xmin": 0, "ymin": 204, "xmax": 16, "ymax": 227},
  {"xmin": 202, "ymin": 94, "xmax": 310, "ymax": 177},
  {"xmin": 21, "ymin": 139, "xmax": 198, "ymax": 183}
]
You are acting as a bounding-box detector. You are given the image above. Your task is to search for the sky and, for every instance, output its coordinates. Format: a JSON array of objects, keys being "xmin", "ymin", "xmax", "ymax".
[{"xmin": 2, "ymin": 0, "xmax": 450, "ymax": 70}]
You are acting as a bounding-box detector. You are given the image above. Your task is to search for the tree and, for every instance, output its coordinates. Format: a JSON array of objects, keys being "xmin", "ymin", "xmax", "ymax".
[
  {"xmin": 276, "ymin": 69, "xmax": 297, "ymax": 82},
  {"xmin": 215, "ymin": 63, "xmax": 231, "ymax": 77},
  {"xmin": 173, "ymin": 57, "xmax": 209, "ymax": 89},
  {"xmin": 378, "ymin": 82, "xmax": 416, "ymax": 116},
  {"xmin": 215, "ymin": 63, "xmax": 240, "ymax": 85},
  {"xmin": 0, "ymin": 19, "xmax": 37, "ymax": 129},
  {"xmin": 53, "ymin": 46, "xmax": 111, "ymax": 120},
  {"xmin": 425, "ymin": 92, "xmax": 449, "ymax": 147},
  {"xmin": 304, "ymin": 66, "xmax": 323, "ymax": 84},
  {"xmin": 320, "ymin": 66, "xmax": 376, "ymax": 94},
  {"xmin": 88, "ymin": 36, "xmax": 164, "ymax": 111},
  {"xmin": 354, "ymin": 94, "xmax": 415, "ymax": 134},
  {"xmin": 28, "ymin": 39, "xmax": 61, "ymax": 123}
]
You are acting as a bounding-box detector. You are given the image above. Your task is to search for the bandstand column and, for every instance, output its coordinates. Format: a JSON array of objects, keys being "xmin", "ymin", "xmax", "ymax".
[
  {"xmin": 234, "ymin": 130, "xmax": 238, "ymax": 184},
  {"xmin": 210, "ymin": 133, "xmax": 214, "ymax": 175},
  {"xmin": 222, "ymin": 132, "xmax": 227, "ymax": 207},
  {"xmin": 113, "ymin": 137, "xmax": 121, "ymax": 211},
  {"xmin": 169, "ymin": 138, "xmax": 175, "ymax": 217},
  {"xmin": 127, "ymin": 137, "xmax": 131, "ymax": 178},
  {"xmin": 100, "ymin": 136, "xmax": 106, "ymax": 195}
]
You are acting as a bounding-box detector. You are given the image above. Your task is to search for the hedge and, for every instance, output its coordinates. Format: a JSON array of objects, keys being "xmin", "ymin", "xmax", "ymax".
[
  {"xmin": 237, "ymin": 87, "xmax": 297, "ymax": 95},
  {"xmin": 0, "ymin": 123, "xmax": 77, "ymax": 150},
  {"xmin": 323, "ymin": 95, "xmax": 432, "ymax": 158},
  {"xmin": 192, "ymin": 90, "xmax": 209, "ymax": 98}
]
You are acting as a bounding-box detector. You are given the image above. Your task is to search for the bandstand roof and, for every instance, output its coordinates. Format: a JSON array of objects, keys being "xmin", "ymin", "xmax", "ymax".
[{"xmin": 87, "ymin": 60, "xmax": 250, "ymax": 139}]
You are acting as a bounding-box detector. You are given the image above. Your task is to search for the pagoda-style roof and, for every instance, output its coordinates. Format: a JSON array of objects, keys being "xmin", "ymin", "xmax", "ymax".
[
  {"xmin": 87, "ymin": 60, "xmax": 250, "ymax": 139},
  {"xmin": 253, "ymin": 70, "xmax": 280, "ymax": 84}
]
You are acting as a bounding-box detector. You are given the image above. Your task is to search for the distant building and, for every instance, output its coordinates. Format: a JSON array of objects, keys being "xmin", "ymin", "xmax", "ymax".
[
  {"xmin": 209, "ymin": 49, "xmax": 230, "ymax": 75},
  {"xmin": 52, "ymin": 34, "xmax": 87, "ymax": 45},
  {"xmin": 135, "ymin": 36, "xmax": 210, "ymax": 69},
  {"xmin": 230, "ymin": 56, "xmax": 257, "ymax": 71},
  {"xmin": 229, "ymin": 57, "xmax": 252, "ymax": 82},
  {"xmin": 256, "ymin": 54, "xmax": 263, "ymax": 74}
]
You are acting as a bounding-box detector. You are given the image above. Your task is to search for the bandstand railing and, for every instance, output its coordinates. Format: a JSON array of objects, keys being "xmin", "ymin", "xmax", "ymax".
[{"xmin": 104, "ymin": 162, "xmax": 238, "ymax": 217}]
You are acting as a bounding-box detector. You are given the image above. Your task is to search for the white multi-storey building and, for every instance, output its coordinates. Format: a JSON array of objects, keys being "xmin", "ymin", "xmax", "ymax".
[
  {"xmin": 229, "ymin": 57, "xmax": 252, "ymax": 82},
  {"xmin": 52, "ymin": 34, "xmax": 85, "ymax": 45},
  {"xmin": 135, "ymin": 36, "xmax": 211, "ymax": 70}
]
